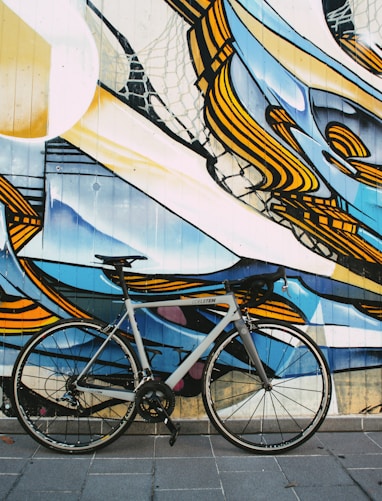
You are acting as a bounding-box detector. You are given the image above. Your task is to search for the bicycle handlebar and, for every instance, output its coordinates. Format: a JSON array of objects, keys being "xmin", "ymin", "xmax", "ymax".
[
  {"xmin": 224, "ymin": 266, "xmax": 288, "ymax": 307},
  {"xmin": 224, "ymin": 266, "xmax": 286, "ymax": 290}
]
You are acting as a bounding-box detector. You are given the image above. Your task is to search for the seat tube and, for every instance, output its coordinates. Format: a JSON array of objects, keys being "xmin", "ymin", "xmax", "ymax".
[
  {"xmin": 234, "ymin": 317, "xmax": 271, "ymax": 389},
  {"xmin": 116, "ymin": 263, "xmax": 151, "ymax": 373},
  {"xmin": 125, "ymin": 298, "xmax": 151, "ymax": 372}
]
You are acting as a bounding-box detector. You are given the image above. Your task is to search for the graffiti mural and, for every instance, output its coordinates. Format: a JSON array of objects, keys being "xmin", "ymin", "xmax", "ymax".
[{"xmin": 0, "ymin": 0, "xmax": 381, "ymax": 420}]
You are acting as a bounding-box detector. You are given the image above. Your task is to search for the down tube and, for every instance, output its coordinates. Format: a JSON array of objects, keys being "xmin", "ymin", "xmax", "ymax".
[
  {"xmin": 165, "ymin": 313, "xmax": 235, "ymax": 389},
  {"xmin": 132, "ymin": 294, "xmax": 241, "ymax": 389}
]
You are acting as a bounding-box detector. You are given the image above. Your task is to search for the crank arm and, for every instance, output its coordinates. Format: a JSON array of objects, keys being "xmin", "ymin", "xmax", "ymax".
[{"xmin": 152, "ymin": 397, "xmax": 180, "ymax": 446}]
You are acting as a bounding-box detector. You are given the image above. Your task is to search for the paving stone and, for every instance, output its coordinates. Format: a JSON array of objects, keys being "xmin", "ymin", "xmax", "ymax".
[
  {"xmin": 8, "ymin": 457, "xmax": 91, "ymax": 494},
  {"xmin": 220, "ymin": 470, "xmax": 297, "ymax": 501},
  {"xmin": 155, "ymin": 434, "xmax": 213, "ymax": 458},
  {"xmin": 216, "ymin": 455, "xmax": 279, "ymax": 472},
  {"xmin": 366, "ymin": 431, "xmax": 382, "ymax": 448},
  {"xmin": 89, "ymin": 457, "xmax": 153, "ymax": 474},
  {"xmin": 154, "ymin": 457, "xmax": 220, "ymax": 490},
  {"xmin": 0, "ymin": 433, "xmax": 39, "ymax": 458},
  {"xmin": 347, "ymin": 468, "xmax": 382, "ymax": 501},
  {"xmin": 0, "ymin": 475, "xmax": 19, "ymax": 500},
  {"xmin": 337, "ymin": 452, "xmax": 382, "ymax": 468},
  {"xmin": 318, "ymin": 431, "xmax": 382, "ymax": 455},
  {"xmin": 0, "ymin": 458, "xmax": 28, "ymax": 473},
  {"xmin": 154, "ymin": 489, "xmax": 224, "ymax": 501},
  {"xmin": 1, "ymin": 431, "xmax": 382, "ymax": 500},
  {"xmin": 7, "ymin": 491, "xmax": 80, "ymax": 501},
  {"xmin": 294, "ymin": 484, "xmax": 370, "ymax": 501},
  {"xmin": 81, "ymin": 473, "xmax": 153, "ymax": 501},
  {"xmin": 276, "ymin": 455, "xmax": 354, "ymax": 486},
  {"xmin": 93, "ymin": 435, "xmax": 155, "ymax": 458}
]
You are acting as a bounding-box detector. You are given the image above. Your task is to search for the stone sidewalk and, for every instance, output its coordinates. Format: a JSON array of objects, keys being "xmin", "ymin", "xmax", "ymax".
[{"xmin": 0, "ymin": 430, "xmax": 382, "ymax": 500}]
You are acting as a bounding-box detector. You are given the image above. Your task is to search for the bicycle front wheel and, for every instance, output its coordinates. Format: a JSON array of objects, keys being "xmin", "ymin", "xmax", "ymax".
[
  {"xmin": 12, "ymin": 319, "xmax": 140, "ymax": 453},
  {"xmin": 203, "ymin": 320, "xmax": 331, "ymax": 454}
]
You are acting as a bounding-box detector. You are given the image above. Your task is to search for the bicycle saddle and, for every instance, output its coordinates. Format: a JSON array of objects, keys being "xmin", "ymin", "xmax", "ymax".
[{"xmin": 95, "ymin": 254, "xmax": 147, "ymax": 267}]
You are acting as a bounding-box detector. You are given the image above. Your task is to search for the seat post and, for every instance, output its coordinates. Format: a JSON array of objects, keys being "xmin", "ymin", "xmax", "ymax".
[{"xmin": 115, "ymin": 264, "xmax": 130, "ymax": 299}]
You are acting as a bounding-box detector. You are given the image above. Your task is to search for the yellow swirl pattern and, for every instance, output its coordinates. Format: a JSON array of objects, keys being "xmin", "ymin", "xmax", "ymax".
[
  {"xmin": 205, "ymin": 60, "xmax": 319, "ymax": 192},
  {"xmin": 0, "ymin": 176, "xmax": 42, "ymax": 252},
  {"xmin": 0, "ymin": 298, "xmax": 57, "ymax": 334},
  {"xmin": 326, "ymin": 124, "xmax": 382, "ymax": 188},
  {"xmin": 272, "ymin": 194, "xmax": 382, "ymax": 264},
  {"xmin": 338, "ymin": 33, "xmax": 382, "ymax": 75}
]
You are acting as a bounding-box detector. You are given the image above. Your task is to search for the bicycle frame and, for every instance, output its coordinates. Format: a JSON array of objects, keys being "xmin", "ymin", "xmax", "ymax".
[{"xmin": 75, "ymin": 291, "xmax": 270, "ymax": 400}]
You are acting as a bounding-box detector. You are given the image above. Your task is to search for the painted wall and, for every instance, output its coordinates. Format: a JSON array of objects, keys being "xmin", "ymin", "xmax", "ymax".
[{"xmin": 0, "ymin": 0, "xmax": 381, "ymax": 419}]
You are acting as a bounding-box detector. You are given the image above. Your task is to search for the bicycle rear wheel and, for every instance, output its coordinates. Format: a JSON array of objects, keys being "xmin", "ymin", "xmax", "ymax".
[
  {"xmin": 12, "ymin": 319, "xmax": 140, "ymax": 453},
  {"xmin": 203, "ymin": 320, "xmax": 331, "ymax": 453}
]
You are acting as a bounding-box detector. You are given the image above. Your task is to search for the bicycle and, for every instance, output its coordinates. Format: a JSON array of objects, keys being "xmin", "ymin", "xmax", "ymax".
[{"xmin": 11, "ymin": 255, "xmax": 332, "ymax": 454}]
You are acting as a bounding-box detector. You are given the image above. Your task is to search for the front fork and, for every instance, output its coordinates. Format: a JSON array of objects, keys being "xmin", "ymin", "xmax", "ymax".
[{"xmin": 234, "ymin": 314, "xmax": 272, "ymax": 391}]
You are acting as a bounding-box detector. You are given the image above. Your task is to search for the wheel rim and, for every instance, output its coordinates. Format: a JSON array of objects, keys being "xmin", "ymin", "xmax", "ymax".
[
  {"xmin": 13, "ymin": 321, "xmax": 138, "ymax": 452},
  {"xmin": 203, "ymin": 323, "xmax": 331, "ymax": 452}
]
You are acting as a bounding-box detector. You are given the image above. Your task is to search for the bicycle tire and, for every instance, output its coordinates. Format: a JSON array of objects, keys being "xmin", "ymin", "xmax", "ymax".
[
  {"xmin": 12, "ymin": 318, "xmax": 140, "ymax": 454},
  {"xmin": 202, "ymin": 320, "xmax": 331, "ymax": 454}
]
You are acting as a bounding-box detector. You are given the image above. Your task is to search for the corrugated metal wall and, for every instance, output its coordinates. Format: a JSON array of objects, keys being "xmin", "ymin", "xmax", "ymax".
[{"xmin": 1, "ymin": 0, "xmax": 381, "ymax": 419}]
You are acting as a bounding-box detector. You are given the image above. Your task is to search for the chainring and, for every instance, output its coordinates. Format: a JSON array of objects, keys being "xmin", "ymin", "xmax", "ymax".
[{"xmin": 135, "ymin": 381, "xmax": 176, "ymax": 423}]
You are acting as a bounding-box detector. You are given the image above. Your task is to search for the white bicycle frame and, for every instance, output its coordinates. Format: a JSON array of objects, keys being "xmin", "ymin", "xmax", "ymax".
[{"xmin": 75, "ymin": 292, "xmax": 270, "ymax": 400}]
